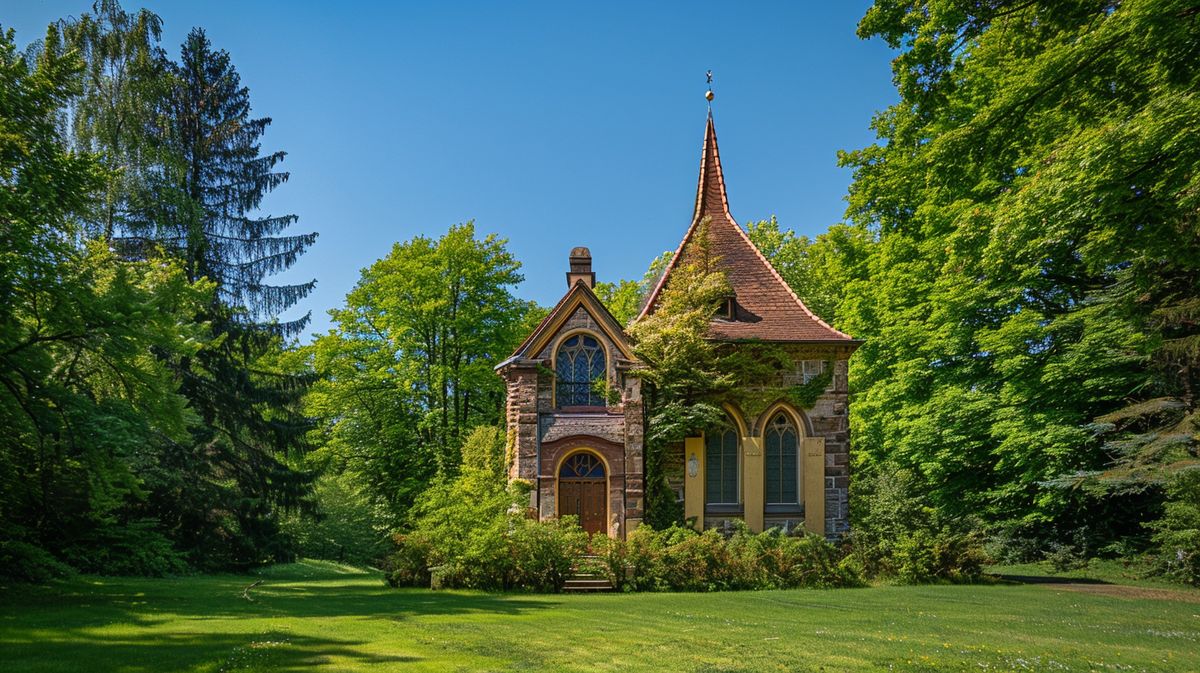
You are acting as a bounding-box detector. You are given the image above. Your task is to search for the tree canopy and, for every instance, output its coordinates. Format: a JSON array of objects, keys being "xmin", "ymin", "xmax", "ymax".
[
  {"xmin": 822, "ymin": 0, "xmax": 1200, "ymax": 546},
  {"xmin": 304, "ymin": 223, "xmax": 539, "ymax": 526}
]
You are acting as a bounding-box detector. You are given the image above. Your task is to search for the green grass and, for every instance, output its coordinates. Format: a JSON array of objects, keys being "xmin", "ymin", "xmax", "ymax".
[
  {"xmin": 2, "ymin": 560, "xmax": 1198, "ymax": 672},
  {"xmin": 988, "ymin": 558, "xmax": 1185, "ymax": 589}
]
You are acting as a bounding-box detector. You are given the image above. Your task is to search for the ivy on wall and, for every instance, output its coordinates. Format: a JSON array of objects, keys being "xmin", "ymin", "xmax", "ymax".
[
  {"xmin": 720, "ymin": 344, "xmax": 835, "ymax": 420},
  {"xmin": 628, "ymin": 221, "xmax": 836, "ymax": 527}
]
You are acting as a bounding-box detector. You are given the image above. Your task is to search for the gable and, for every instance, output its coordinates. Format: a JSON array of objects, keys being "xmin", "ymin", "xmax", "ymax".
[{"xmin": 510, "ymin": 282, "xmax": 635, "ymax": 362}]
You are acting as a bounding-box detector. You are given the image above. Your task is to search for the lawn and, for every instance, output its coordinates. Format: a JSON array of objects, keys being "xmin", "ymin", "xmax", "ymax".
[{"xmin": 2, "ymin": 561, "xmax": 1197, "ymax": 673}]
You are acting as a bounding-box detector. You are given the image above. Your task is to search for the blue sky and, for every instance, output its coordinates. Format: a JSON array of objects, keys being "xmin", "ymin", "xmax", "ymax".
[{"xmin": 8, "ymin": 1, "xmax": 896, "ymax": 338}]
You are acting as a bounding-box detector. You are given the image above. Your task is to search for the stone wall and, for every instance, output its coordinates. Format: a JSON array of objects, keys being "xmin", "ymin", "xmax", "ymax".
[
  {"xmin": 690, "ymin": 344, "xmax": 853, "ymax": 537},
  {"xmin": 504, "ymin": 363, "xmax": 540, "ymax": 482},
  {"xmin": 498, "ymin": 302, "xmax": 645, "ymax": 538},
  {"xmin": 501, "ymin": 317, "xmax": 853, "ymax": 539}
]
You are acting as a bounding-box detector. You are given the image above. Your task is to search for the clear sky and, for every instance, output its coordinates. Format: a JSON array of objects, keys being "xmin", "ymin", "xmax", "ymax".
[{"xmin": 7, "ymin": 1, "xmax": 896, "ymax": 338}]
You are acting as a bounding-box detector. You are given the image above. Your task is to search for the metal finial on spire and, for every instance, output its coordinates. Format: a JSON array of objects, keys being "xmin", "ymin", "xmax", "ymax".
[{"xmin": 705, "ymin": 70, "xmax": 714, "ymax": 102}]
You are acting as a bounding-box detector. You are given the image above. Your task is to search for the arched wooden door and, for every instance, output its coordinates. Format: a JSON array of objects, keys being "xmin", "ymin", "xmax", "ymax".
[{"xmin": 558, "ymin": 452, "xmax": 607, "ymax": 535}]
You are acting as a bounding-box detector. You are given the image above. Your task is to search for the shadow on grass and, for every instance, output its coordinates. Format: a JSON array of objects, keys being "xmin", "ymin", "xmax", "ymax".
[
  {"xmin": 990, "ymin": 573, "xmax": 1112, "ymax": 585},
  {"xmin": 3, "ymin": 628, "xmax": 424, "ymax": 672},
  {"xmin": 0, "ymin": 564, "xmax": 558, "ymax": 671}
]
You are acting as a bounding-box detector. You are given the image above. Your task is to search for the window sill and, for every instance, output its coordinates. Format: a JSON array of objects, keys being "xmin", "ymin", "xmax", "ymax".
[
  {"xmin": 705, "ymin": 505, "xmax": 744, "ymax": 516},
  {"xmin": 764, "ymin": 504, "xmax": 804, "ymax": 516}
]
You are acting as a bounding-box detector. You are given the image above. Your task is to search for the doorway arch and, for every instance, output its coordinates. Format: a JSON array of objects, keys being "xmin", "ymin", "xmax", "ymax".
[{"xmin": 557, "ymin": 451, "xmax": 608, "ymax": 535}]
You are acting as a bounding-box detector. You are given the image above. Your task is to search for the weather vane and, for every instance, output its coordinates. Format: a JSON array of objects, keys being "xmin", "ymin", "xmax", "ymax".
[{"xmin": 705, "ymin": 70, "xmax": 715, "ymax": 103}]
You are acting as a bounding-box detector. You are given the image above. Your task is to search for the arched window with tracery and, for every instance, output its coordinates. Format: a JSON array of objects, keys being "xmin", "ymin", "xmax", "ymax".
[
  {"xmin": 555, "ymin": 334, "xmax": 606, "ymax": 407},
  {"xmin": 764, "ymin": 412, "xmax": 800, "ymax": 508},
  {"xmin": 705, "ymin": 421, "xmax": 739, "ymax": 506}
]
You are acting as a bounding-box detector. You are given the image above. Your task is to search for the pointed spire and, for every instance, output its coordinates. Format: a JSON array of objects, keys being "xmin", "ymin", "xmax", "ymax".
[
  {"xmin": 636, "ymin": 108, "xmax": 859, "ymax": 345},
  {"xmin": 693, "ymin": 111, "xmax": 733, "ymax": 224}
]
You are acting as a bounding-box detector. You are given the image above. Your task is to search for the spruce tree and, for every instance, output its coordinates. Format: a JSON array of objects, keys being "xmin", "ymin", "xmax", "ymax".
[
  {"xmin": 168, "ymin": 28, "xmax": 316, "ymax": 328},
  {"xmin": 149, "ymin": 28, "xmax": 318, "ymax": 568}
]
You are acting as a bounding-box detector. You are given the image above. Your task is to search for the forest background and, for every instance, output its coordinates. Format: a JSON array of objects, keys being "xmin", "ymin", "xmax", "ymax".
[{"xmin": 1, "ymin": 0, "xmax": 1196, "ymax": 585}]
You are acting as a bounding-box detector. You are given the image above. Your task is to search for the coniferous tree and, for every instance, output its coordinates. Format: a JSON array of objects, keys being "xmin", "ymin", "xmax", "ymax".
[
  {"xmin": 147, "ymin": 28, "xmax": 319, "ymax": 567},
  {"xmin": 49, "ymin": 4, "xmax": 319, "ymax": 569},
  {"xmin": 166, "ymin": 28, "xmax": 316, "ymax": 328}
]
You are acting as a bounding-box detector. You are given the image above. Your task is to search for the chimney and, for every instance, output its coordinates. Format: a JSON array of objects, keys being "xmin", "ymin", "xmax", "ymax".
[{"xmin": 566, "ymin": 247, "xmax": 595, "ymax": 289}]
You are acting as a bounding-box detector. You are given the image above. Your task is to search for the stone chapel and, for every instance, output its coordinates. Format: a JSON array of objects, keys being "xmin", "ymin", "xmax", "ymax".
[{"xmin": 495, "ymin": 112, "xmax": 859, "ymax": 539}]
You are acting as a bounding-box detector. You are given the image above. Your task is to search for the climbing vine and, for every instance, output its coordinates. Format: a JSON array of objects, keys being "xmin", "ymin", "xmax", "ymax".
[
  {"xmin": 627, "ymin": 220, "xmax": 836, "ymax": 528},
  {"xmin": 722, "ymin": 345, "xmax": 835, "ymax": 420}
]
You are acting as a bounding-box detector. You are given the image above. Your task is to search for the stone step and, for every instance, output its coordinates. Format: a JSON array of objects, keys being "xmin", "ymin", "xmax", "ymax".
[{"xmin": 562, "ymin": 578, "xmax": 613, "ymax": 592}]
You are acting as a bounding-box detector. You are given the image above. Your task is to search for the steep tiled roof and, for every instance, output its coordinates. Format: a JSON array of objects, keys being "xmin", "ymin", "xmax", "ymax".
[{"xmin": 638, "ymin": 112, "xmax": 857, "ymax": 344}]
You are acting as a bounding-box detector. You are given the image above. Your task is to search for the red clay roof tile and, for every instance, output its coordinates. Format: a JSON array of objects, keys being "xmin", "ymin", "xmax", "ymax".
[{"xmin": 638, "ymin": 112, "xmax": 856, "ymax": 343}]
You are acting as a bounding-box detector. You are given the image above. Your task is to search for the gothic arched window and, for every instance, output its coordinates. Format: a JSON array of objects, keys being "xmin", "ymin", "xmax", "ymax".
[
  {"xmin": 555, "ymin": 334, "xmax": 606, "ymax": 407},
  {"xmin": 705, "ymin": 422, "xmax": 739, "ymax": 506},
  {"xmin": 764, "ymin": 412, "xmax": 800, "ymax": 507}
]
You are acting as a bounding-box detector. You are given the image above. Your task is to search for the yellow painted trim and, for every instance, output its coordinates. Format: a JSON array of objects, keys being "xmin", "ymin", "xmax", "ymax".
[
  {"xmin": 803, "ymin": 437, "xmax": 826, "ymax": 535},
  {"xmin": 554, "ymin": 447, "xmax": 616, "ymax": 537},
  {"xmin": 721, "ymin": 403, "xmax": 750, "ymax": 437},
  {"xmin": 525, "ymin": 292, "xmax": 634, "ymax": 360},
  {"xmin": 757, "ymin": 402, "xmax": 809, "ymax": 519},
  {"xmin": 753, "ymin": 400, "xmax": 810, "ymax": 440},
  {"xmin": 683, "ymin": 436, "xmax": 704, "ymax": 531},
  {"xmin": 742, "ymin": 436, "xmax": 764, "ymax": 532}
]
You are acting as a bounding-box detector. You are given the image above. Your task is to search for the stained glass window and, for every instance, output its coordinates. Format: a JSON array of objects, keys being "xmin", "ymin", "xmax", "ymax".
[
  {"xmin": 705, "ymin": 424, "xmax": 739, "ymax": 505},
  {"xmin": 555, "ymin": 334, "xmax": 606, "ymax": 407},
  {"xmin": 764, "ymin": 413, "xmax": 799, "ymax": 506},
  {"xmin": 559, "ymin": 452, "xmax": 605, "ymax": 479}
]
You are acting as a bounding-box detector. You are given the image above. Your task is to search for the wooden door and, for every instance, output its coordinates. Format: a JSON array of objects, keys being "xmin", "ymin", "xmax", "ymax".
[
  {"xmin": 558, "ymin": 452, "xmax": 607, "ymax": 535},
  {"xmin": 559, "ymin": 480, "xmax": 606, "ymax": 535}
]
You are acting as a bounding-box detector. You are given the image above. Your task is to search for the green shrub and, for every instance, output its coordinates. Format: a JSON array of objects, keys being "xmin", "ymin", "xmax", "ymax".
[
  {"xmin": 622, "ymin": 524, "xmax": 669, "ymax": 591},
  {"xmin": 1149, "ymin": 470, "xmax": 1200, "ymax": 586},
  {"xmin": 509, "ymin": 516, "xmax": 589, "ymax": 592},
  {"xmin": 850, "ymin": 467, "xmax": 986, "ymax": 583},
  {"xmin": 723, "ymin": 523, "xmax": 771, "ymax": 589},
  {"xmin": 62, "ymin": 520, "xmax": 188, "ymax": 577},
  {"xmin": 382, "ymin": 513, "xmax": 588, "ymax": 591},
  {"xmin": 590, "ymin": 531, "xmax": 629, "ymax": 588},
  {"xmin": 587, "ymin": 522, "xmax": 861, "ymax": 592},
  {"xmin": 383, "ymin": 533, "xmax": 434, "ymax": 588},
  {"xmin": 0, "ymin": 541, "xmax": 75, "ymax": 583},
  {"xmin": 751, "ymin": 527, "xmax": 863, "ymax": 588},
  {"xmin": 660, "ymin": 527, "xmax": 731, "ymax": 591},
  {"xmin": 892, "ymin": 528, "xmax": 986, "ymax": 583}
]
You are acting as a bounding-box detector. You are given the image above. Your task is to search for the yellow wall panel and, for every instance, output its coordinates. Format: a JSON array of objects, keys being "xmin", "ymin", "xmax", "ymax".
[
  {"xmin": 803, "ymin": 436, "xmax": 826, "ymax": 535},
  {"xmin": 683, "ymin": 436, "xmax": 704, "ymax": 531},
  {"xmin": 743, "ymin": 436, "xmax": 764, "ymax": 532}
]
